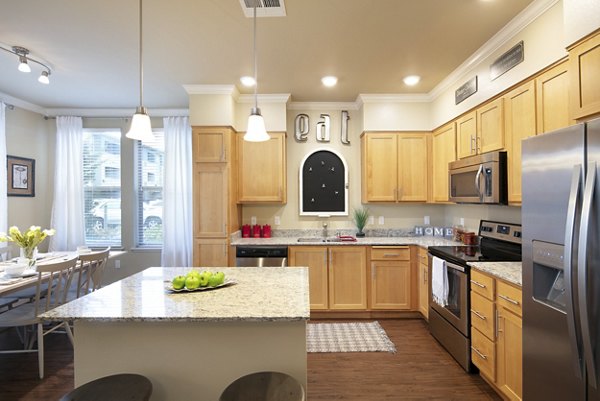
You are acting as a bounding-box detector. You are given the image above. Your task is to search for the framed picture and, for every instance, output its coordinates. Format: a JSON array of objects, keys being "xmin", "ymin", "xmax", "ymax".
[{"xmin": 7, "ymin": 155, "xmax": 35, "ymax": 197}]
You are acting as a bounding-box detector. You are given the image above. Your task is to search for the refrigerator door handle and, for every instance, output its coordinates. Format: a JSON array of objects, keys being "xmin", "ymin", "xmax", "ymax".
[
  {"xmin": 564, "ymin": 164, "xmax": 584, "ymax": 379},
  {"xmin": 579, "ymin": 161, "xmax": 597, "ymax": 388},
  {"xmin": 475, "ymin": 164, "xmax": 483, "ymax": 201}
]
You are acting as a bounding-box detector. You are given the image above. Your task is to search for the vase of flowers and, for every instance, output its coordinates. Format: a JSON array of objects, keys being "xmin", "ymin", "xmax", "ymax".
[
  {"xmin": 352, "ymin": 207, "xmax": 370, "ymax": 238},
  {"xmin": 0, "ymin": 226, "xmax": 56, "ymax": 268}
]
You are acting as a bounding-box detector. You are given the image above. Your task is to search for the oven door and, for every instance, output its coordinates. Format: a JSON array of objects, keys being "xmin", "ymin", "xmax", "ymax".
[{"xmin": 429, "ymin": 258, "xmax": 469, "ymax": 336}]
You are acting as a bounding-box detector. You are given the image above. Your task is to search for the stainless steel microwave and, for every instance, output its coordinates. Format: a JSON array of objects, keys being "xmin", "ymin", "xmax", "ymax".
[{"xmin": 448, "ymin": 151, "xmax": 507, "ymax": 204}]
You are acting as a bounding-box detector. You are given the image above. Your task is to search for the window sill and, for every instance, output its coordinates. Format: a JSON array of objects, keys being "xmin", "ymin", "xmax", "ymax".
[{"xmin": 129, "ymin": 247, "xmax": 162, "ymax": 253}]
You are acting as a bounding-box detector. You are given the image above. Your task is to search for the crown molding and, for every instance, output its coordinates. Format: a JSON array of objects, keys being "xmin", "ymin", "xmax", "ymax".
[
  {"xmin": 428, "ymin": 0, "xmax": 560, "ymax": 100},
  {"xmin": 237, "ymin": 94, "xmax": 291, "ymax": 104},
  {"xmin": 357, "ymin": 93, "xmax": 432, "ymax": 104},
  {"xmin": 43, "ymin": 108, "xmax": 189, "ymax": 118},
  {"xmin": 183, "ymin": 84, "xmax": 240, "ymax": 98},
  {"xmin": 287, "ymin": 101, "xmax": 359, "ymax": 111},
  {"xmin": 0, "ymin": 91, "xmax": 47, "ymax": 115}
]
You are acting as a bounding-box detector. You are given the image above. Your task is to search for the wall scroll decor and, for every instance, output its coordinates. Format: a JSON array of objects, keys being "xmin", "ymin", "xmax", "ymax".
[
  {"xmin": 7, "ymin": 155, "xmax": 35, "ymax": 197},
  {"xmin": 316, "ymin": 114, "xmax": 330, "ymax": 142},
  {"xmin": 299, "ymin": 148, "xmax": 348, "ymax": 216}
]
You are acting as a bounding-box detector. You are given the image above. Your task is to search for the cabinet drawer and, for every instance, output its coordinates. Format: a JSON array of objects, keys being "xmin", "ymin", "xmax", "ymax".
[
  {"xmin": 471, "ymin": 291, "xmax": 495, "ymax": 340},
  {"xmin": 472, "ymin": 327, "xmax": 496, "ymax": 381},
  {"xmin": 371, "ymin": 246, "xmax": 410, "ymax": 261},
  {"xmin": 471, "ymin": 270, "xmax": 495, "ymax": 300},
  {"xmin": 497, "ymin": 280, "xmax": 522, "ymax": 317},
  {"xmin": 417, "ymin": 247, "xmax": 428, "ymax": 265}
]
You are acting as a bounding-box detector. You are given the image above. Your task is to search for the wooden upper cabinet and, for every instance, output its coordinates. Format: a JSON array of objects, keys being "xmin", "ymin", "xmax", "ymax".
[
  {"xmin": 432, "ymin": 122, "xmax": 456, "ymax": 203},
  {"xmin": 237, "ymin": 132, "xmax": 287, "ymax": 203},
  {"xmin": 569, "ymin": 30, "xmax": 600, "ymax": 120},
  {"xmin": 361, "ymin": 133, "xmax": 398, "ymax": 202},
  {"xmin": 477, "ymin": 97, "xmax": 504, "ymax": 154},
  {"xmin": 192, "ymin": 127, "xmax": 233, "ymax": 162},
  {"xmin": 456, "ymin": 111, "xmax": 477, "ymax": 159},
  {"xmin": 504, "ymin": 81, "xmax": 536, "ymax": 205},
  {"xmin": 361, "ymin": 132, "xmax": 429, "ymax": 203},
  {"xmin": 536, "ymin": 60, "xmax": 571, "ymax": 134}
]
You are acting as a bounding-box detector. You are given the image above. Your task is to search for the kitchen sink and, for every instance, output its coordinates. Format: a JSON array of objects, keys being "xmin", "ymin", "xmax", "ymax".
[{"xmin": 296, "ymin": 237, "xmax": 345, "ymax": 243}]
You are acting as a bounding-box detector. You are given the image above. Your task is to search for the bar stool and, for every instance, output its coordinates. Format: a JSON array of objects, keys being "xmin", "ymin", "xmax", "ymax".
[
  {"xmin": 59, "ymin": 373, "xmax": 152, "ymax": 401},
  {"xmin": 219, "ymin": 371, "xmax": 305, "ymax": 401}
]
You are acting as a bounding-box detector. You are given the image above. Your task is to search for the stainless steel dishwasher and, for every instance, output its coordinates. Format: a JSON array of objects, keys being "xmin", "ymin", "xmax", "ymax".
[{"xmin": 235, "ymin": 246, "xmax": 288, "ymax": 267}]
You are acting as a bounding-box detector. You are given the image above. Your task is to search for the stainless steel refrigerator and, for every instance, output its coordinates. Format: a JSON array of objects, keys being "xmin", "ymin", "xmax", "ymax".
[{"xmin": 522, "ymin": 117, "xmax": 600, "ymax": 401}]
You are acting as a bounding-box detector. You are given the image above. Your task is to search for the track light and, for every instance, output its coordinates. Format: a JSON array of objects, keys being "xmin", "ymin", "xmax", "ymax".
[{"xmin": 0, "ymin": 45, "xmax": 53, "ymax": 84}]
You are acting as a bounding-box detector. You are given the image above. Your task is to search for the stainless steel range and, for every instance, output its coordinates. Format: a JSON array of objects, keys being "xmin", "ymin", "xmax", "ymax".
[{"xmin": 427, "ymin": 220, "xmax": 522, "ymax": 372}]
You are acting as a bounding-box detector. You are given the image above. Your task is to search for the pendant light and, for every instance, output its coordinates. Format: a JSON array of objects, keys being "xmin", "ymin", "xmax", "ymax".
[
  {"xmin": 126, "ymin": 0, "xmax": 154, "ymax": 142},
  {"xmin": 243, "ymin": 2, "xmax": 269, "ymax": 142}
]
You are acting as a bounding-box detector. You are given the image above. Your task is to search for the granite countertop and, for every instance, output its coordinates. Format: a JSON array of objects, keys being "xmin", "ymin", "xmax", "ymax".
[
  {"xmin": 232, "ymin": 236, "xmax": 461, "ymax": 248},
  {"xmin": 468, "ymin": 262, "xmax": 522, "ymax": 287},
  {"xmin": 41, "ymin": 266, "xmax": 310, "ymax": 323}
]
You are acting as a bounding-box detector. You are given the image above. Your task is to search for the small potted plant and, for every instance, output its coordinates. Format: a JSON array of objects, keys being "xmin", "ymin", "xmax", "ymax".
[{"xmin": 352, "ymin": 207, "xmax": 369, "ymax": 238}]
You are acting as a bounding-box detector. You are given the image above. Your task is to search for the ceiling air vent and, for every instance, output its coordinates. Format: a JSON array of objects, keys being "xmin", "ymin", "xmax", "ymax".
[{"xmin": 239, "ymin": 0, "xmax": 286, "ymax": 17}]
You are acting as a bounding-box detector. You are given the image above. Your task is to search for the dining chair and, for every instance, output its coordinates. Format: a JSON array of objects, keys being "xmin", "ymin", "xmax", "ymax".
[
  {"xmin": 70, "ymin": 247, "xmax": 110, "ymax": 300},
  {"xmin": 0, "ymin": 254, "xmax": 79, "ymax": 379}
]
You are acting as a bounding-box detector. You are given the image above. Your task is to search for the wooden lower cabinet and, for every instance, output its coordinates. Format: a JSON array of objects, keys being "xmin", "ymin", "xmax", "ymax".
[
  {"xmin": 417, "ymin": 247, "xmax": 429, "ymax": 318},
  {"xmin": 369, "ymin": 246, "xmax": 411, "ymax": 310},
  {"xmin": 470, "ymin": 269, "xmax": 522, "ymax": 401},
  {"xmin": 193, "ymin": 238, "xmax": 229, "ymax": 267},
  {"xmin": 289, "ymin": 246, "xmax": 367, "ymax": 310}
]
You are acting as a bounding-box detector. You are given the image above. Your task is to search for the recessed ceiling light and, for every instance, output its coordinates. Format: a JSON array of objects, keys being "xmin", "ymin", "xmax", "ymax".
[
  {"xmin": 321, "ymin": 76, "xmax": 338, "ymax": 87},
  {"xmin": 403, "ymin": 75, "xmax": 421, "ymax": 86},
  {"xmin": 240, "ymin": 76, "xmax": 256, "ymax": 87}
]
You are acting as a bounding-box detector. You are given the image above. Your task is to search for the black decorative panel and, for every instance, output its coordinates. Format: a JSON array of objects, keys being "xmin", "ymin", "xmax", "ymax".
[{"xmin": 301, "ymin": 150, "xmax": 345, "ymax": 213}]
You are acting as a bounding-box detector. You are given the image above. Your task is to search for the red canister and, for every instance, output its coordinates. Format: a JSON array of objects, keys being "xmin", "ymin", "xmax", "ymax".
[
  {"xmin": 242, "ymin": 224, "xmax": 251, "ymax": 238},
  {"xmin": 252, "ymin": 224, "xmax": 262, "ymax": 238},
  {"xmin": 262, "ymin": 224, "xmax": 271, "ymax": 238}
]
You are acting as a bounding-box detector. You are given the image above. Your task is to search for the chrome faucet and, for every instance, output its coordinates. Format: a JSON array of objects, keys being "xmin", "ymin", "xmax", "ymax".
[{"xmin": 322, "ymin": 222, "xmax": 328, "ymax": 238}]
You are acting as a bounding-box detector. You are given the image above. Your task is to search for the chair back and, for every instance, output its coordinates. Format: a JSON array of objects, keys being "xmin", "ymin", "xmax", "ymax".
[
  {"xmin": 75, "ymin": 247, "xmax": 110, "ymax": 297},
  {"xmin": 34, "ymin": 255, "xmax": 79, "ymax": 315}
]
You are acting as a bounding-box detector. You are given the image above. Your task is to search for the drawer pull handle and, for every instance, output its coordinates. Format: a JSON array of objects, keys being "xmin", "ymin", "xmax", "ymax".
[
  {"xmin": 471, "ymin": 346, "xmax": 487, "ymax": 360},
  {"xmin": 384, "ymin": 253, "xmax": 399, "ymax": 257},
  {"xmin": 471, "ymin": 280, "xmax": 486, "ymax": 288},
  {"xmin": 471, "ymin": 309, "xmax": 487, "ymax": 320},
  {"xmin": 498, "ymin": 294, "xmax": 520, "ymax": 305}
]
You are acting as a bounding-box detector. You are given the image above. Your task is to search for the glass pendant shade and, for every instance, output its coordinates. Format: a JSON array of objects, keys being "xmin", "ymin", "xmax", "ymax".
[
  {"xmin": 18, "ymin": 56, "xmax": 31, "ymax": 73},
  {"xmin": 126, "ymin": 107, "xmax": 154, "ymax": 141},
  {"xmin": 38, "ymin": 71, "xmax": 50, "ymax": 84},
  {"xmin": 244, "ymin": 107, "xmax": 269, "ymax": 142}
]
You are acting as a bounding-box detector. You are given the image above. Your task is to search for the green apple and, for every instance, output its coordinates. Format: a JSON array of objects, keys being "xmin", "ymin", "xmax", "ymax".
[
  {"xmin": 185, "ymin": 275, "xmax": 201, "ymax": 290},
  {"xmin": 186, "ymin": 270, "xmax": 201, "ymax": 279},
  {"xmin": 172, "ymin": 275, "xmax": 186, "ymax": 290},
  {"xmin": 199, "ymin": 271, "xmax": 211, "ymax": 287},
  {"xmin": 208, "ymin": 272, "xmax": 225, "ymax": 287}
]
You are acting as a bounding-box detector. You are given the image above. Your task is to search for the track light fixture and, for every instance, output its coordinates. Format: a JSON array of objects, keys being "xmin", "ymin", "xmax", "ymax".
[{"xmin": 0, "ymin": 45, "xmax": 52, "ymax": 84}]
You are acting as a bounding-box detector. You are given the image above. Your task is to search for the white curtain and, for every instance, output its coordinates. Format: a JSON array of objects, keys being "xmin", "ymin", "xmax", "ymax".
[
  {"xmin": 49, "ymin": 116, "xmax": 85, "ymax": 251},
  {"xmin": 161, "ymin": 116, "xmax": 192, "ymax": 267},
  {"xmin": 0, "ymin": 103, "xmax": 7, "ymax": 259}
]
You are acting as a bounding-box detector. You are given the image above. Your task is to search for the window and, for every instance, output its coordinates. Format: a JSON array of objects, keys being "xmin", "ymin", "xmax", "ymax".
[
  {"xmin": 136, "ymin": 132, "xmax": 164, "ymax": 246},
  {"xmin": 83, "ymin": 130, "xmax": 122, "ymax": 247}
]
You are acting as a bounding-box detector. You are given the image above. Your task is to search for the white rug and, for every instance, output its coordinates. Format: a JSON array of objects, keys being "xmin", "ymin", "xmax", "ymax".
[{"xmin": 307, "ymin": 321, "xmax": 396, "ymax": 353}]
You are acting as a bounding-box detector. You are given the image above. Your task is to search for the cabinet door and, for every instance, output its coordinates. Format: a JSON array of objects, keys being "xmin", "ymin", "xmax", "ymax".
[
  {"xmin": 362, "ymin": 133, "xmax": 398, "ymax": 202},
  {"xmin": 505, "ymin": 81, "xmax": 536, "ymax": 204},
  {"xmin": 497, "ymin": 306, "xmax": 523, "ymax": 401},
  {"xmin": 456, "ymin": 111, "xmax": 477, "ymax": 159},
  {"xmin": 192, "ymin": 127, "xmax": 231, "ymax": 162},
  {"xmin": 370, "ymin": 260, "xmax": 411, "ymax": 310},
  {"xmin": 289, "ymin": 246, "xmax": 329, "ymax": 310},
  {"xmin": 418, "ymin": 260, "xmax": 429, "ymax": 318},
  {"xmin": 193, "ymin": 163, "xmax": 228, "ymax": 237},
  {"xmin": 237, "ymin": 133, "xmax": 286, "ymax": 203},
  {"xmin": 432, "ymin": 123, "xmax": 456, "ymax": 202},
  {"xmin": 193, "ymin": 238, "xmax": 228, "ymax": 267},
  {"xmin": 536, "ymin": 61, "xmax": 571, "ymax": 134},
  {"xmin": 569, "ymin": 32, "xmax": 600, "ymax": 120},
  {"xmin": 477, "ymin": 98, "xmax": 504, "ymax": 154},
  {"xmin": 397, "ymin": 134, "xmax": 429, "ymax": 202},
  {"xmin": 328, "ymin": 247, "xmax": 367, "ymax": 310}
]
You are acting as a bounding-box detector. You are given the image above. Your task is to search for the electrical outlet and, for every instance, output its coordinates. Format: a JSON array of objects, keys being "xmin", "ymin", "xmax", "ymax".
[
  {"xmin": 114, "ymin": 260, "xmax": 121, "ymax": 269},
  {"xmin": 378, "ymin": 216, "xmax": 385, "ymax": 225},
  {"xmin": 251, "ymin": 216, "xmax": 257, "ymax": 225},
  {"xmin": 460, "ymin": 217, "xmax": 465, "ymax": 226},
  {"xmin": 424, "ymin": 216, "xmax": 430, "ymax": 225},
  {"xmin": 368, "ymin": 216, "xmax": 375, "ymax": 225},
  {"xmin": 274, "ymin": 216, "xmax": 281, "ymax": 226}
]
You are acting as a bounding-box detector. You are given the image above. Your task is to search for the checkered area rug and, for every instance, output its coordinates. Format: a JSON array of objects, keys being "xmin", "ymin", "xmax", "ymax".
[{"xmin": 307, "ymin": 321, "xmax": 396, "ymax": 353}]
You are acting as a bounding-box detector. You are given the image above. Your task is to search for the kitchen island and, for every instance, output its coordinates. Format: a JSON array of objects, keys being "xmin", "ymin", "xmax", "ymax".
[{"xmin": 42, "ymin": 266, "xmax": 310, "ymax": 401}]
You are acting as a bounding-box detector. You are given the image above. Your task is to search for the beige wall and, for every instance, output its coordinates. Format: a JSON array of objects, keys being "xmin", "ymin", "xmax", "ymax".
[
  {"xmin": 563, "ymin": 0, "xmax": 600, "ymax": 47},
  {"xmin": 361, "ymin": 99, "xmax": 431, "ymax": 131}
]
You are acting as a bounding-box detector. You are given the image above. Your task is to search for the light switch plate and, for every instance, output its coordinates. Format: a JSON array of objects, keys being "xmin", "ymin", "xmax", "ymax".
[
  {"xmin": 368, "ymin": 216, "xmax": 375, "ymax": 225},
  {"xmin": 378, "ymin": 216, "xmax": 385, "ymax": 225},
  {"xmin": 251, "ymin": 216, "xmax": 257, "ymax": 225},
  {"xmin": 274, "ymin": 216, "xmax": 281, "ymax": 226},
  {"xmin": 424, "ymin": 216, "xmax": 430, "ymax": 225}
]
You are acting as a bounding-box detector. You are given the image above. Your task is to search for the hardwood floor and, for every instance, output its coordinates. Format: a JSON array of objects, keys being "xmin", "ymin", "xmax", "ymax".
[{"xmin": 0, "ymin": 319, "xmax": 501, "ymax": 401}]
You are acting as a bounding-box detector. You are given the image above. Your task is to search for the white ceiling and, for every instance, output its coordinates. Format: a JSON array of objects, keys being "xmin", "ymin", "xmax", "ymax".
[{"xmin": 0, "ymin": 0, "xmax": 537, "ymax": 111}]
